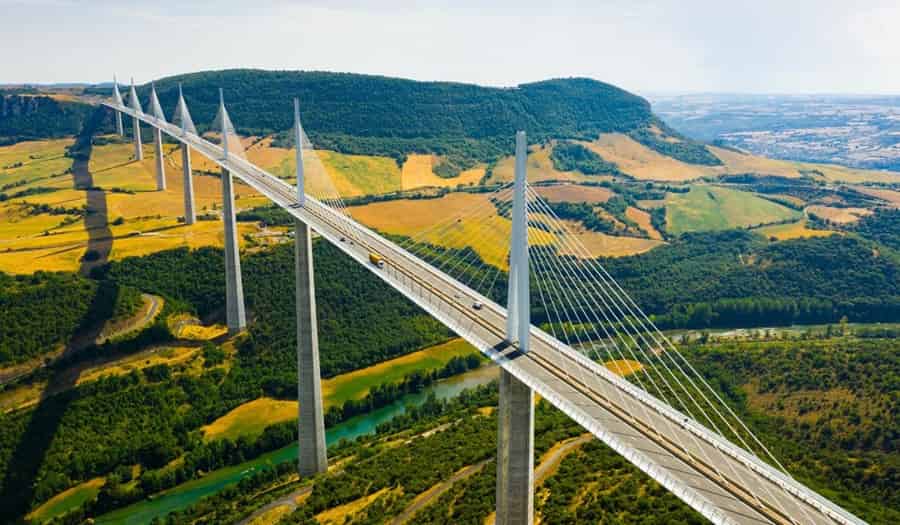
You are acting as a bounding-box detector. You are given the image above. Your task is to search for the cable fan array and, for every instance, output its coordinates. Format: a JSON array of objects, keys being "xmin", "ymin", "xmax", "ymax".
[{"xmin": 114, "ymin": 82, "xmax": 823, "ymax": 523}]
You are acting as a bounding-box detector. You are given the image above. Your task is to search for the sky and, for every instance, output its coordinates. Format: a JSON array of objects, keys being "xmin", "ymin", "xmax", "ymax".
[{"xmin": 2, "ymin": 0, "xmax": 899, "ymax": 95}]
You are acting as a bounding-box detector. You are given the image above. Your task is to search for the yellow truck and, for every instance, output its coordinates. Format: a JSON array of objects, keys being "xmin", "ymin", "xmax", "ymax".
[{"xmin": 369, "ymin": 253, "xmax": 385, "ymax": 268}]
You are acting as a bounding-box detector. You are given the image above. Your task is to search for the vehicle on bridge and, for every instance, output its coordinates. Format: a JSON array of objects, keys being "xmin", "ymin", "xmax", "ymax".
[{"xmin": 369, "ymin": 252, "xmax": 385, "ymax": 268}]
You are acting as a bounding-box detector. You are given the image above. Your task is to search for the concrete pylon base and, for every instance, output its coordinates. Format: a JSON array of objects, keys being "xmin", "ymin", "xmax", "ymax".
[
  {"xmin": 132, "ymin": 116, "xmax": 143, "ymax": 161},
  {"xmin": 295, "ymin": 220, "xmax": 328, "ymax": 476},
  {"xmin": 496, "ymin": 368, "xmax": 534, "ymax": 525},
  {"xmin": 154, "ymin": 128, "xmax": 166, "ymax": 191},
  {"xmin": 221, "ymin": 169, "xmax": 246, "ymax": 334},
  {"xmin": 181, "ymin": 143, "xmax": 196, "ymax": 225}
]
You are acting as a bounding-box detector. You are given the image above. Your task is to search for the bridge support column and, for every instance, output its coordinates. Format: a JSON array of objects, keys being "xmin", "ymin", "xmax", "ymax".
[
  {"xmin": 115, "ymin": 111, "xmax": 124, "ymax": 136},
  {"xmin": 132, "ymin": 116, "xmax": 143, "ymax": 161},
  {"xmin": 154, "ymin": 128, "xmax": 166, "ymax": 190},
  {"xmin": 181, "ymin": 143, "xmax": 195, "ymax": 225},
  {"xmin": 497, "ymin": 370, "xmax": 534, "ymax": 525},
  {"xmin": 295, "ymin": 219, "xmax": 327, "ymax": 476},
  {"xmin": 496, "ymin": 130, "xmax": 534, "ymax": 525},
  {"xmin": 221, "ymin": 169, "xmax": 246, "ymax": 334}
]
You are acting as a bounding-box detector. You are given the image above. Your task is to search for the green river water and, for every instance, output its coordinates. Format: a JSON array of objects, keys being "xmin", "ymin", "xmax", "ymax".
[{"xmin": 95, "ymin": 365, "xmax": 499, "ymax": 525}]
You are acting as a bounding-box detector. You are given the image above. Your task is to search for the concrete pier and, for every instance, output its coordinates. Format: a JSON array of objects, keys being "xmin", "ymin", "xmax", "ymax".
[
  {"xmin": 115, "ymin": 111, "xmax": 124, "ymax": 136},
  {"xmin": 496, "ymin": 369, "xmax": 535, "ymax": 525},
  {"xmin": 221, "ymin": 169, "xmax": 246, "ymax": 333},
  {"xmin": 132, "ymin": 117, "xmax": 143, "ymax": 161},
  {"xmin": 154, "ymin": 128, "xmax": 166, "ymax": 190},
  {"xmin": 295, "ymin": 220, "xmax": 328, "ymax": 476},
  {"xmin": 181, "ymin": 143, "xmax": 196, "ymax": 225},
  {"xmin": 496, "ymin": 130, "xmax": 534, "ymax": 525}
]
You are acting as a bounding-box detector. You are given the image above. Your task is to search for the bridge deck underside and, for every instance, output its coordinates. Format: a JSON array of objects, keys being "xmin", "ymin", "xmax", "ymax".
[{"xmin": 105, "ymin": 102, "xmax": 859, "ymax": 525}]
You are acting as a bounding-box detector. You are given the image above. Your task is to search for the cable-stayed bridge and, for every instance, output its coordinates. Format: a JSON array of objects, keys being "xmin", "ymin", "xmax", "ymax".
[{"xmin": 100, "ymin": 79, "xmax": 867, "ymax": 525}]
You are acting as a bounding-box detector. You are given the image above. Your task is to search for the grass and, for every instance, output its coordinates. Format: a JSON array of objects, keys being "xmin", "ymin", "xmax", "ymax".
[
  {"xmin": 314, "ymin": 487, "xmax": 394, "ymax": 524},
  {"xmin": 490, "ymin": 144, "xmax": 588, "ymax": 184},
  {"xmin": 246, "ymin": 504, "xmax": 294, "ymax": 525},
  {"xmin": 272, "ymin": 148, "xmax": 401, "ymax": 198},
  {"xmin": 604, "ymin": 359, "xmax": 643, "ymax": 377},
  {"xmin": 806, "ymin": 205, "xmax": 873, "ymax": 224},
  {"xmin": 75, "ymin": 347, "xmax": 200, "ymax": 386},
  {"xmin": 754, "ymin": 220, "xmax": 835, "ymax": 240},
  {"xmin": 578, "ymin": 134, "xmax": 900, "ymax": 184},
  {"xmin": 534, "ymin": 183, "xmax": 613, "ymax": 204},
  {"xmin": 400, "ymin": 154, "xmax": 483, "ymax": 190},
  {"xmin": 201, "ymin": 338, "xmax": 479, "ymax": 442},
  {"xmin": 350, "ymin": 192, "xmax": 558, "ymax": 268},
  {"xmin": 322, "ymin": 338, "xmax": 476, "ymax": 405},
  {"xmin": 665, "ymin": 185, "xmax": 802, "ymax": 234},
  {"xmin": 625, "ymin": 206, "xmax": 663, "ymax": 240},
  {"xmin": 25, "ymin": 477, "xmax": 105, "ymax": 524},
  {"xmin": 0, "ymin": 138, "xmax": 74, "ymax": 188}
]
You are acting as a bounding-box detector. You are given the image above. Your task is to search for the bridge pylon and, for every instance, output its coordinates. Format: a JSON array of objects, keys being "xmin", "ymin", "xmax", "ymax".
[
  {"xmin": 112, "ymin": 75, "xmax": 124, "ymax": 136},
  {"xmin": 292, "ymin": 99, "xmax": 327, "ymax": 476},
  {"xmin": 128, "ymin": 78, "xmax": 143, "ymax": 161},
  {"xmin": 150, "ymin": 83, "xmax": 166, "ymax": 190},
  {"xmin": 181, "ymin": 143, "xmax": 195, "ymax": 224},
  {"xmin": 497, "ymin": 131, "xmax": 535, "ymax": 525},
  {"xmin": 218, "ymin": 90, "xmax": 247, "ymax": 334}
]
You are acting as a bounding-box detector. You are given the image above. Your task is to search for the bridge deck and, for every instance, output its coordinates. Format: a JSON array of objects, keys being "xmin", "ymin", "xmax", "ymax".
[{"xmin": 104, "ymin": 102, "xmax": 864, "ymax": 525}]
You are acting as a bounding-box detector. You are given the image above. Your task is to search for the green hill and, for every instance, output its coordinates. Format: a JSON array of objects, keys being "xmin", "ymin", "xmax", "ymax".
[
  {"xmin": 84, "ymin": 70, "xmax": 718, "ymax": 171},
  {"xmin": 0, "ymin": 93, "xmax": 93, "ymax": 145}
]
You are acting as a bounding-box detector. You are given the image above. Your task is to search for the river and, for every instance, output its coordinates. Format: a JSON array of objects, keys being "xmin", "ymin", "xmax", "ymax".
[{"xmin": 95, "ymin": 364, "xmax": 499, "ymax": 525}]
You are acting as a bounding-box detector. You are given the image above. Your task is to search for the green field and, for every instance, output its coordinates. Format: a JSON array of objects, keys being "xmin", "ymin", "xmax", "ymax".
[
  {"xmin": 0, "ymin": 138, "xmax": 75, "ymax": 189},
  {"xmin": 202, "ymin": 338, "xmax": 478, "ymax": 442},
  {"xmin": 26, "ymin": 478, "xmax": 105, "ymax": 524},
  {"xmin": 665, "ymin": 185, "xmax": 802, "ymax": 234}
]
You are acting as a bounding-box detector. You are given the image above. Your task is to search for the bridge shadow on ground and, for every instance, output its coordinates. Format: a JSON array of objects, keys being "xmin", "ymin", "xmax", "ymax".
[{"xmin": 0, "ymin": 108, "xmax": 118, "ymax": 520}]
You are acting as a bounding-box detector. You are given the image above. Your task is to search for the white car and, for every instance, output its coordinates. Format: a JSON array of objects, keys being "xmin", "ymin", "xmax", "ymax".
[{"xmin": 472, "ymin": 301, "xmax": 483, "ymax": 310}]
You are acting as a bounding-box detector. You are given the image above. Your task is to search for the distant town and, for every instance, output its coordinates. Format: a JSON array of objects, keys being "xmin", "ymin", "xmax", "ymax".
[{"xmin": 651, "ymin": 93, "xmax": 900, "ymax": 172}]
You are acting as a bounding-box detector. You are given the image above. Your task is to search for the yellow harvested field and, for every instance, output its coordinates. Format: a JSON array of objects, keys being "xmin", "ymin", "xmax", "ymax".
[
  {"xmin": 605, "ymin": 359, "xmax": 644, "ymax": 377},
  {"xmin": 0, "ymin": 218, "xmax": 257, "ymax": 274},
  {"xmin": 315, "ymin": 487, "xmax": 394, "ymax": 525},
  {"xmin": 553, "ymin": 218, "xmax": 664, "ymax": 258},
  {"xmin": 578, "ymin": 134, "xmax": 900, "ymax": 184},
  {"xmin": 76, "ymin": 346, "xmax": 199, "ymax": 385},
  {"xmin": 491, "ymin": 144, "xmax": 591, "ymax": 184},
  {"xmin": 350, "ymin": 192, "xmax": 518, "ymax": 268},
  {"xmin": 584, "ymin": 135, "xmax": 720, "ymax": 181},
  {"xmin": 853, "ymin": 186, "xmax": 900, "ymax": 207},
  {"xmin": 246, "ymin": 504, "xmax": 294, "ymax": 525},
  {"xmin": 400, "ymin": 154, "xmax": 484, "ymax": 190},
  {"xmin": 625, "ymin": 206, "xmax": 662, "ymax": 240},
  {"xmin": 0, "ymin": 379, "xmax": 46, "ymax": 413},
  {"xmin": 535, "ymin": 183, "xmax": 612, "ymax": 203},
  {"xmin": 271, "ymin": 148, "xmax": 401, "ymax": 198},
  {"xmin": 177, "ymin": 323, "xmax": 229, "ymax": 341},
  {"xmin": 755, "ymin": 220, "xmax": 836, "ymax": 240},
  {"xmin": 806, "ymin": 205, "xmax": 873, "ymax": 224},
  {"xmin": 711, "ymin": 146, "xmax": 900, "ymax": 183},
  {"xmin": 202, "ymin": 397, "xmax": 297, "ymax": 442}
]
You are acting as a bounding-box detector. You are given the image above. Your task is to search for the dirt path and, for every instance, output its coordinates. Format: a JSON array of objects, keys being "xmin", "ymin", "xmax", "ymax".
[
  {"xmin": 236, "ymin": 486, "xmax": 312, "ymax": 525},
  {"xmin": 0, "ymin": 293, "xmax": 163, "ymax": 387},
  {"xmin": 96, "ymin": 293, "xmax": 163, "ymax": 344},
  {"xmin": 391, "ymin": 459, "xmax": 491, "ymax": 525},
  {"xmin": 535, "ymin": 434, "xmax": 593, "ymax": 485}
]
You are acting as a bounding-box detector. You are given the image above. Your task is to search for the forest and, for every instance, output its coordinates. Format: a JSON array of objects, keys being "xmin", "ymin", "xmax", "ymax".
[
  {"xmin": 850, "ymin": 208, "xmax": 900, "ymax": 251},
  {"xmin": 80, "ymin": 71, "xmax": 690, "ymax": 170},
  {"xmin": 0, "ymin": 94, "xmax": 93, "ymax": 144},
  {"xmin": 549, "ymin": 141, "xmax": 621, "ymax": 175},
  {"xmin": 0, "ymin": 272, "xmax": 141, "ymax": 364},
  {"xmin": 114, "ymin": 334, "xmax": 898, "ymax": 525}
]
